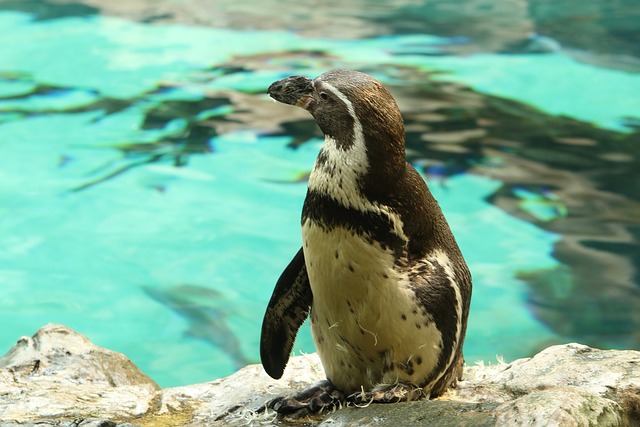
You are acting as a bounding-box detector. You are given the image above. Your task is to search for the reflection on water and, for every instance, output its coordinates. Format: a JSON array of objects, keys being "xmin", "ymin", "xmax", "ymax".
[
  {"xmin": 9, "ymin": 0, "xmax": 637, "ymax": 71},
  {"xmin": 0, "ymin": 0, "xmax": 639, "ymax": 385},
  {"xmin": 426, "ymin": 90, "xmax": 640, "ymax": 350}
]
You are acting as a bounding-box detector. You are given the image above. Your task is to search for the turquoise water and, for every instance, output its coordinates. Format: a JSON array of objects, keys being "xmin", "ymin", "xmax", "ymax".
[{"xmin": 1, "ymin": 4, "xmax": 639, "ymax": 387}]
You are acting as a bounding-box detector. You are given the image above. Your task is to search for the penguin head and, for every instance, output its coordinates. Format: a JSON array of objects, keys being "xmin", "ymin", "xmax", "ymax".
[{"xmin": 268, "ymin": 69, "xmax": 405, "ymax": 154}]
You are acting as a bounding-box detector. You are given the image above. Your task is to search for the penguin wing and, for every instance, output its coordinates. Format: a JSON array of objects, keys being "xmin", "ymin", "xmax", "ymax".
[{"xmin": 260, "ymin": 247, "xmax": 312, "ymax": 379}]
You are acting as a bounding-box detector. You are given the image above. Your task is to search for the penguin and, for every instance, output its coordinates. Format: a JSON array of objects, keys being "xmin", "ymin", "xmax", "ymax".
[{"xmin": 260, "ymin": 69, "xmax": 472, "ymax": 414}]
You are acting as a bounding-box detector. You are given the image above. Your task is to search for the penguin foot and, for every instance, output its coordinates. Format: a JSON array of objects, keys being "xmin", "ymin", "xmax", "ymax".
[
  {"xmin": 348, "ymin": 383, "xmax": 425, "ymax": 405},
  {"xmin": 266, "ymin": 379, "xmax": 345, "ymax": 416}
]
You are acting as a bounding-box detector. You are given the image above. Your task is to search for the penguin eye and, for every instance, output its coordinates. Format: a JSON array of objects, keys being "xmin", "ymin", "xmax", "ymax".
[{"xmin": 319, "ymin": 91, "xmax": 330, "ymax": 101}]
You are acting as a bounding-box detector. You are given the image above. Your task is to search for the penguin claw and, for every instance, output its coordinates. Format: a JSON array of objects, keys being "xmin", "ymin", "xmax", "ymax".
[
  {"xmin": 348, "ymin": 383, "xmax": 425, "ymax": 405},
  {"xmin": 266, "ymin": 379, "xmax": 345, "ymax": 415}
]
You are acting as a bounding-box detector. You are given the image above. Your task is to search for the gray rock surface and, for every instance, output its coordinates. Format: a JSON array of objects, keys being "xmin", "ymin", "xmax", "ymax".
[
  {"xmin": 0, "ymin": 324, "xmax": 160, "ymax": 423},
  {"xmin": 1, "ymin": 325, "xmax": 638, "ymax": 426}
]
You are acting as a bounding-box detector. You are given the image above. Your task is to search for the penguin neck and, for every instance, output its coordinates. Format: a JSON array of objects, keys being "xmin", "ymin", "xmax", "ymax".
[
  {"xmin": 307, "ymin": 131, "xmax": 407, "ymax": 211},
  {"xmin": 307, "ymin": 134, "xmax": 369, "ymax": 211},
  {"xmin": 360, "ymin": 130, "xmax": 406, "ymax": 201}
]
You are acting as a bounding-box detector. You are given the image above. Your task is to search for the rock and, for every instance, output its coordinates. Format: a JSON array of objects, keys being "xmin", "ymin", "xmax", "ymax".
[
  {"xmin": 0, "ymin": 420, "xmax": 139, "ymax": 427},
  {"xmin": 152, "ymin": 352, "xmax": 325, "ymax": 426},
  {"xmin": 0, "ymin": 324, "xmax": 160, "ymax": 422},
  {"xmin": 1, "ymin": 325, "xmax": 639, "ymax": 426},
  {"xmin": 455, "ymin": 343, "xmax": 640, "ymax": 426}
]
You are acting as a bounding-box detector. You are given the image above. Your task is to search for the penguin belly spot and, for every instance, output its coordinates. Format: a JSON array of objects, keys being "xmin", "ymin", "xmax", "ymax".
[{"xmin": 302, "ymin": 221, "xmax": 443, "ymax": 395}]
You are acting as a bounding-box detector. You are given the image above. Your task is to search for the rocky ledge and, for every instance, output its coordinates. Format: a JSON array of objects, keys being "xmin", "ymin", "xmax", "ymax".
[{"xmin": 0, "ymin": 324, "xmax": 638, "ymax": 427}]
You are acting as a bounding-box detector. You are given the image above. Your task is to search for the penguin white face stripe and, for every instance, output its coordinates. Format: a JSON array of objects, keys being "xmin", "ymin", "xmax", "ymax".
[
  {"xmin": 308, "ymin": 81, "xmax": 369, "ymax": 208},
  {"xmin": 320, "ymin": 82, "xmax": 362, "ymax": 135},
  {"xmin": 316, "ymin": 81, "xmax": 367, "ymax": 180}
]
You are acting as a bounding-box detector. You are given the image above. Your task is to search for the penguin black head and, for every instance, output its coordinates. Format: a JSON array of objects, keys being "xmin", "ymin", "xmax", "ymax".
[{"xmin": 268, "ymin": 69, "xmax": 406, "ymax": 182}]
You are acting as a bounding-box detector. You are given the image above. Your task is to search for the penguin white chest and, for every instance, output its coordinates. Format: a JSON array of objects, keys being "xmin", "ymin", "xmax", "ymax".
[{"xmin": 301, "ymin": 220, "xmax": 443, "ymax": 394}]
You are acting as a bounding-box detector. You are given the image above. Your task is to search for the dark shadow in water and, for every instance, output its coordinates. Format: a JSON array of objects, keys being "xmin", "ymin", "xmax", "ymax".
[
  {"xmin": 142, "ymin": 284, "xmax": 253, "ymax": 370},
  {"xmin": 0, "ymin": 75, "xmax": 230, "ymax": 191},
  {"xmin": 0, "ymin": 0, "xmax": 98, "ymax": 20}
]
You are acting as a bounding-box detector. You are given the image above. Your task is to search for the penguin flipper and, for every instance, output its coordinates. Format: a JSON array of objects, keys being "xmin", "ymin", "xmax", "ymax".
[{"xmin": 260, "ymin": 247, "xmax": 312, "ymax": 379}]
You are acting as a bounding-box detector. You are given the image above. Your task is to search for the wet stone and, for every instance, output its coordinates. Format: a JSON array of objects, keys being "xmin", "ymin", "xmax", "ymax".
[{"xmin": 319, "ymin": 400, "xmax": 498, "ymax": 427}]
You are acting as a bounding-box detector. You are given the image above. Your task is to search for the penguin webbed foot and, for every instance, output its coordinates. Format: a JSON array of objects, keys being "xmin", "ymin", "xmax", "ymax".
[
  {"xmin": 266, "ymin": 379, "xmax": 345, "ymax": 416},
  {"xmin": 348, "ymin": 383, "xmax": 426, "ymax": 405}
]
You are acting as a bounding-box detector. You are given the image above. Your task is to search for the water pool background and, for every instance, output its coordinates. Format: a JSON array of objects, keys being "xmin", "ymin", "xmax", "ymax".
[{"xmin": 1, "ymin": 0, "xmax": 639, "ymax": 387}]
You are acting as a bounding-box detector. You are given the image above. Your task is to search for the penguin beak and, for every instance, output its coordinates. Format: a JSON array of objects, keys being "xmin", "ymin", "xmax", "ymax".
[{"xmin": 267, "ymin": 75, "xmax": 314, "ymax": 110}]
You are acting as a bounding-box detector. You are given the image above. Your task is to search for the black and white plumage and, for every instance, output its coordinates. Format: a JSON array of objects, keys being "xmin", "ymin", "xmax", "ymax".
[{"xmin": 260, "ymin": 69, "xmax": 472, "ymax": 413}]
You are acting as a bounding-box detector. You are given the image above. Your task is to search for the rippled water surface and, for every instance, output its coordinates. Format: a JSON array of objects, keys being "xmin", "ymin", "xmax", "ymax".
[{"xmin": 1, "ymin": 0, "xmax": 639, "ymax": 387}]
